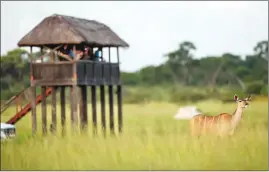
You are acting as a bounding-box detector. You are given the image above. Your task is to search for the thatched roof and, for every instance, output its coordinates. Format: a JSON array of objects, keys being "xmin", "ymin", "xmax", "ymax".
[{"xmin": 17, "ymin": 14, "xmax": 129, "ymax": 48}]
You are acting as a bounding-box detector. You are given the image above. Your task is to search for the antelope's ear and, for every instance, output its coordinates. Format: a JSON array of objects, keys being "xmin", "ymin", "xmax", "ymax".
[
  {"xmin": 234, "ymin": 94, "xmax": 239, "ymax": 101},
  {"xmin": 246, "ymin": 95, "xmax": 252, "ymax": 101}
]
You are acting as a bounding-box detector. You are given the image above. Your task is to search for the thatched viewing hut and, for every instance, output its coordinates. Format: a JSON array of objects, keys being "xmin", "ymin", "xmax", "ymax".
[
  {"xmin": 18, "ymin": 14, "xmax": 129, "ymax": 48},
  {"xmin": 11, "ymin": 14, "xmax": 129, "ymax": 136}
]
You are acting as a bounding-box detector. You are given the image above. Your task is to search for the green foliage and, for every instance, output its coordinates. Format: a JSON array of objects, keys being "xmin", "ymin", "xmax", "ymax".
[
  {"xmin": 120, "ymin": 85, "xmax": 253, "ymax": 104},
  {"xmin": 260, "ymin": 85, "xmax": 268, "ymax": 96},
  {"xmin": 246, "ymin": 81, "xmax": 267, "ymax": 95},
  {"xmin": 121, "ymin": 40, "xmax": 267, "ymax": 93},
  {"xmin": 168, "ymin": 86, "xmax": 207, "ymax": 103},
  {"xmin": 1, "ymin": 48, "xmax": 30, "ymax": 100},
  {"xmin": 123, "ymin": 86, "xmax": 170, "ymax": 104}
]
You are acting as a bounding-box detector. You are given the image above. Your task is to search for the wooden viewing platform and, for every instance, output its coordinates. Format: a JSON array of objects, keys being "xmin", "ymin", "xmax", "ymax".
[
  {"xmin": 31, "ymin": 61, "xmax": 121, "ymax": 86},
  {"xmin": 3, "ymin": 14, "xmax": 129, "ymax": 137}
]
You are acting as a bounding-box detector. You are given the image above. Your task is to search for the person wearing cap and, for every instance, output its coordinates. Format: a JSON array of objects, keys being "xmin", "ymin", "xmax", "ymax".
[
  {"xmin": 81, "ymin": 45, "xmax": 92, "ymax": 60},
  {"xmin": 94, "ymin": 47, "xmax": 105, "ymax": 62}
]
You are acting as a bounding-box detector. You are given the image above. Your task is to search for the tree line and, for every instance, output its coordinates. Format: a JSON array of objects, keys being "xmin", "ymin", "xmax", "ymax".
[
  {"xmin": 0, "ymin": 40, "xmax": 268, "ymax": 102},
  {"xmin": 121, "ymin": 40, "xmax": 268, "ymax": 95}
]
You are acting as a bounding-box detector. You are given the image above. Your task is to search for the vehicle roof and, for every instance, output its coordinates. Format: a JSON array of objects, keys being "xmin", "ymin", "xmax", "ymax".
[{"xmin": 0, "ymin": 123, "xmax": 16, "ymax": 129}]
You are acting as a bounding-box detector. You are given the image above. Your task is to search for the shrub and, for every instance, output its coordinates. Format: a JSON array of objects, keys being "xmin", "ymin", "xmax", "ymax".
[
  {"xmin": 246, "ymin": 81, "xmax": 265, "ymax": 95},
  {"xmin": 260, "ymin": 85, "xmax": 268, "ymax": 96}
]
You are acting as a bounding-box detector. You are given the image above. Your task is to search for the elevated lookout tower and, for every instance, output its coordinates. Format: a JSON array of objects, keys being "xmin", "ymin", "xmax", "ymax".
[{"xmin": 17, "ymin": 14, "xmax": 129, "ymax": 136}]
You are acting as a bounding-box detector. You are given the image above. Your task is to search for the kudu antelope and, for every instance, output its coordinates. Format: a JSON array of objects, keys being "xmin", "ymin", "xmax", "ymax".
[{"xmin": 190, "ymin": 94, "xmax": 251, "ymax": 137}]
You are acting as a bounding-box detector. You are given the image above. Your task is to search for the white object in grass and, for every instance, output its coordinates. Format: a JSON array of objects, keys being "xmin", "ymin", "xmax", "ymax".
[{"xmin": 174, "ymin": 106, "xmax": 202, "ymax": 120}]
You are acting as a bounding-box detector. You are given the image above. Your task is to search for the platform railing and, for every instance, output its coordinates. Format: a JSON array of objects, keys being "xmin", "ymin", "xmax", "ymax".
[
  {"xmin": 76, "ymin": 60, "xmax": 120, "ymax": 85},
  {"xmin": 31, "ymin": 62, "xmax": 74, "ymax": 86},
  {"xmin": 31, "ymin": 61, "xmax": 120, "ymax": 86}
]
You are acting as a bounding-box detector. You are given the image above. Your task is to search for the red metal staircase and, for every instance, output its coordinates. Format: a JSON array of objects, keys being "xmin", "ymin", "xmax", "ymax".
[{"xmin": 1, "ymin": 87, "xmax": 53, "ymax": 125}]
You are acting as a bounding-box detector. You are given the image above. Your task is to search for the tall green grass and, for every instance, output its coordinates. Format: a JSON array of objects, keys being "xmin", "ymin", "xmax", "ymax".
[{"xmin": 1, "ymin": 100, "xmax": 268, "ymax": 170}]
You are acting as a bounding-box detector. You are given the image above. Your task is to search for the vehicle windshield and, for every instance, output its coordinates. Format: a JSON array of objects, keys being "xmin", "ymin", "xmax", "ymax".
[{"xmin": 1, "ymin": 128, "xmax": 15, "ymax": 135}]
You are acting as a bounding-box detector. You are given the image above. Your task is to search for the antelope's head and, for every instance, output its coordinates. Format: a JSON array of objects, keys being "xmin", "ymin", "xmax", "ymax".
[{"xmin": 234, "ymin": 94, "xmax": 252, "ymax": 109}]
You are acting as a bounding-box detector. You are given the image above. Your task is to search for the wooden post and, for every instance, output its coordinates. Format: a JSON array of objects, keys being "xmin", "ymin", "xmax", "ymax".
[
  {"xmin": 117, "ymin": 85, "xmax": 122, "ymax": 133},
  {"xmin": 91, "ymin": 85, "xmax": 97, "ymax": 135},
  {"xmin": 41, "ymin": 86, "xmax": 47, "ymax": 135},
  {"xmin": 30, "ymin": 46, "xmax": 33, "ymax": 77},
  {"xmin": 70, "ymin": 86, "xmax": 78, "ymax": 132},
  {"xmin": 31, "ymin": 86, "xmax": 36, "ymax": 135},
  {"xmin": 79, "ymin": 86, "xmax": 88, "ymax": 131},
  {"xmin": 30, "ymin": 46, "xmax": 36, "ymax": 136},
  {"xmin": 108, "ymin": 47, "xmax": 111, "ymax": 62},
  {"xmin": 116, "ymin": 47, "xmax": 119, "ymax": 63},
  {"xmin": 116, "ymin": 47, "xmax": 122, "ymax": 133},
  {"xmin": 71, "ymin": 52, "xmax": 78, "ymax": 132},
  {"xmin": 51, "ymin": 86, "xmax": 57, "ymax": 134},
  {"xmin": 100, "ymin": 47, "xmax": 103, "ymax": 61},
  {"xmin": 108, "ymin": 47, "xmax": 114, "ymax": 135},
  {"xmin": 40, "ymin": 47, "xmax": 43, "ymax": 63},
  {"xmin": 100, "ymin": 85, "xmax": 106, "ymax": 136},
  {"xmin": 73, "ymin": 44, "xmax": 77, "ymax": 60},
  {"xmin": 108, "ymin": 85, "xmax": 115, "ymax": 135},
  {"xmin": 60, "ymin": 86, "xmax": 66, "ymax": 136},
  {"xmin": 70, "ymin": 86, "xmax": 74, "ymax": 130},
  {"xmin": 73, "ymin": 93, "xmax": 78, "ymax": 130},
  {"xmin": 108, "ymin": 47, "xmax": 112, "ymax": 84}
]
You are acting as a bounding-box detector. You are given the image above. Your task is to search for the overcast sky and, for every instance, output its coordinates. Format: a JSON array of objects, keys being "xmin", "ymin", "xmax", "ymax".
[{"xmin": 1, "ymin": 1, "xmax": 268, "ymax": 72}]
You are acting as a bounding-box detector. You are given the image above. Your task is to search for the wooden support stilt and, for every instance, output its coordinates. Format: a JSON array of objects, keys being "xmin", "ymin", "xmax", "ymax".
[
  {"xmin": 117, "ymin": 85, "xmax": 122, "ymax": 133},
  {"xmin": 91, "ymin": 85, "xmax": 97, "ymax": 135},
  {"xmin": 70, "ymin": 86, "xmax": 74, "ymax": 130},
  {"xmin": 73, "ymin": 86, "xmax": 78, "ymax": 130},
  {"xmin": 108, "ymin": 85, "xmax": 115, "ymax": 135},
  {"xmin": 100, "ymin": 85, "xmax": 106, "ymax": 136},
  {"xmin": 30, "ymin": 46, "xmax": 37, "ymax": 136},
  {"xmin": 79, "ymin": 86, "xmax": 88, "ymax": 131},
  {"xmin": 60, "ymin": 86, "xmax": 66, "ymax": 136},
  {"xmin": 70, "ymin": 86, "xmax": 78, "ymax": 132},
  {"xmin": 41, "ymin": 86, "xmax": 47, "ymax": 135},
  {"xmin": 40, "ymin": 47, "xmax": 43, "ymax": 63},
  {"xmin": 51, "ymin": 86, "xmax": 57, "ymax": 134},
  {"xmin": 31, "ymin": 86, "xmax": 36, "ymax": 135}
]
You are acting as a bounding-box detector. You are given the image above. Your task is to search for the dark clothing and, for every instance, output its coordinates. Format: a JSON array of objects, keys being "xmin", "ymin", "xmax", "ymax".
[
  {"xmin": 82, "ymin": 55, "xmax": 90, "ymax": 60},
  {"xmin": 60, "ymin": 48, "xmax": 70, "ymax": 55},
  {"xmin": 58, "ymin": 48, "xmax": 74, "ymax": 61},
  {"xmin": 59, "ymin": 56, "xmax": 68, "ymax": 61},
  {"xmin": 89, "ymin": 56, "xmax": 100, "ymax": 61}
]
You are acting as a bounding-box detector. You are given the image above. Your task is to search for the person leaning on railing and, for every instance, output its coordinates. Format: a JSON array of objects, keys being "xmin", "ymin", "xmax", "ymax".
[
  {"xmin": 57, "ymin": 44, "xmax": 74, "ymax": 61},
  {"xmin": 57, "ymin": 44, "xmax": 86, "ymax": 61}
]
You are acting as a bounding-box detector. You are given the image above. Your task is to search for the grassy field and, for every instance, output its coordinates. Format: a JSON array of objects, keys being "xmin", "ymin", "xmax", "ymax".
[{"xmin": 1, "ymin": 99, "xmax": 268, "ymax": 170}]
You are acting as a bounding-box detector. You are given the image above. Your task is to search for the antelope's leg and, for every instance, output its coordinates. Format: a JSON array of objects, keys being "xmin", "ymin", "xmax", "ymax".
[
  {"xmin": 190, "ymin": 116, "xmax": 201, "ymax": 137},
  {"xmin": 202, "ymin": 116, "xmax": 207, "ymax": 135},
  {"xmin": 219, "ymin": 122, "xmax": 230, "ymax": 137}
]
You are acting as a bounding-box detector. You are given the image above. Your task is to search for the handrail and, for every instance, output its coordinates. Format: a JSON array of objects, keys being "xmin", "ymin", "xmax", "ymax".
[
  {"xmin": 6, "ymin": 87, "xmax": 55, "ymax": 125},
  {"xmin": 0, "ymin": 87, "xmax": 29, "ymax": 115},
  {"xmin": 1, "ymin": 96, "xmax": 16, "ymax": 114}
]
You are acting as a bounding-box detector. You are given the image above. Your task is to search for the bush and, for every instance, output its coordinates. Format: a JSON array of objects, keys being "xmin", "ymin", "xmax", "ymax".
[
  {"xmin": 123, "ymin": 87, "xmax": 153, "ymax": 104},
  {"xmin": 246, "ymin": 81, "xmax": 265, "ymax": 95},
  {"xmin": 218, "ymin": 88, "xmax": 246, "ymax": 103},
  {"xmin": 169, "ymin": 86, "xmax": 208, "ymax": 103},
  {"xmin": 260, "ymin": 85, "xmax": 268, "ymax": 96}
]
